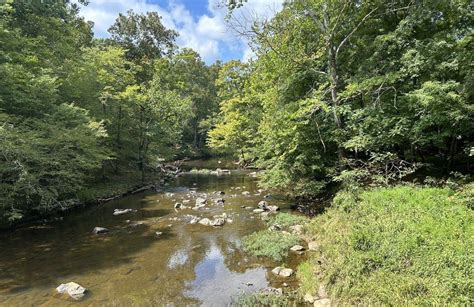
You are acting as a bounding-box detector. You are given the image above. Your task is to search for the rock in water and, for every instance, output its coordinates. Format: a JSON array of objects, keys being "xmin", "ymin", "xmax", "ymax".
[
  {"xmin": 198, "ymin": 218, "xmax": 211, "ymax": 226},
  {"xmin": 267, "ymin": 205, "xmax": 280, "ymax": 212},
  {"xmin": 195, "ymin": 197, "xmax": 207, "ymax": 207},
  {"xmin": 56, "ymin": 282, "xmax": 86, "ymax": 300},
  {"xmin": 253, "ymin": 209, "xmax": 265, "ymax": 214},
  {"xmin": 174, "ymin": 202, "xmax": 183, "ymax": 209},
  {"xmin": 258, "ymin": 201, "xmax": 268, "ymax": 210},
  {"xmin": 242, "ymin": 191, "xmax": 251, "ymax": 196},
  {"xmin": 92, "ymin": 227, "xmax": 109, "ymax": 235},
  {"xmin": 271, "ymin": 266, "xmax": 294, "ymax": 277},
  {"xmin": 210, "ymin": 217, "xmax": 225, "ymax": 227},
  {"xmin": 214, "ymin": 198, "xmax": 225, "ymax": 205},
  {"xmin": 113, "ymin": 209, "xmax": 133, "ymax": 216}
]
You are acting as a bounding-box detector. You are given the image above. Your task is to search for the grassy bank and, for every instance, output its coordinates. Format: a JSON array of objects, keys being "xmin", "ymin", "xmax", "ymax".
[{"xmin": 300, "ymin": 184, "xmax": 474, "ymax": 305}]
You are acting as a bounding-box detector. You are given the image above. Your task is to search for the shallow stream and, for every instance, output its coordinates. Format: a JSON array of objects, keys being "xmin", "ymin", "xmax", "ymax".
[{"xmin": 0, "ymin": 164, "xmax": 301, "ymax": 305}]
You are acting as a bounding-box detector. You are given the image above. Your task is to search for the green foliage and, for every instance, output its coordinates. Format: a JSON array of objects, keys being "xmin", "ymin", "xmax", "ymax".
[
  {"xmin": 233, "ymin": 292, "xmax": 292, "ymax": 307},
  {"xmin": 210, "ymin": 0, "xmax": 473, "ymax": 195},
  {"xmin": 242, "ymin": 230, "xmax": 300, "ymax": 262},
  {"xmin": 269, "ymin": 213, "xmax": 309, "ymax": 229},
  {"xmin": 304, "ymin": 186, "xmax": 474, "ymax": 305},
  {"xmin": 0, "ymin": 0, "xmax": 198, "ymax": 227}
]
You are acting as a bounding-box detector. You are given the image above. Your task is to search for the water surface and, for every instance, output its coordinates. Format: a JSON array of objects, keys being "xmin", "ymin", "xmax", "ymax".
[{"xmin": 0, "ymin": 169, "xmax": 300, "ymax": 305}]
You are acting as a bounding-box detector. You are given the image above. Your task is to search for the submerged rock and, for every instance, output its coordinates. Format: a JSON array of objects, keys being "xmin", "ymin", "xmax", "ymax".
[
  {"xmin": 56, "ymin": 282, "xmax": 87, "ymax": 300},
  {"xmin": 271, "ymin": 266, "xmax": 294, "ymax": 277},
  {"xmin": 155, "ymin": 231, "xmax": 163, "ymax": 236},
  {"xmin": 92, "ymin": 227, "xmax": 109, "ymax": 235}
]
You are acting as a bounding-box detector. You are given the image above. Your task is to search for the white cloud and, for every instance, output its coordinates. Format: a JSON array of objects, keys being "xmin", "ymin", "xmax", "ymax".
[{"xmin": 76, "ymin": 0, "xmax": 284, "ymax": 64}]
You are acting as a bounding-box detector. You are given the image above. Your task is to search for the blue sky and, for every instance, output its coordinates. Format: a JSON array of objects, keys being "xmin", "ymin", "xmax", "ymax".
[{"xmin": 77, "ymin": 0, "xmax": 284, "ymax": 64}]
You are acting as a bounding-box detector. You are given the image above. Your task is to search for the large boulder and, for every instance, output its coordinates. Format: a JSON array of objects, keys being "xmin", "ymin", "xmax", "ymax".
[
  {"xmin": 56, "ymin": 282, "xmax": 87, "ymax": 300},
  {"xmin": 92, "ymin": 227, "xmax": 109, "ymax": 235}
]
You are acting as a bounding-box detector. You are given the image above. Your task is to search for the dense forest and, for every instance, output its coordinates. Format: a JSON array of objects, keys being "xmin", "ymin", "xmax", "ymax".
[{"xmin": 1, "ymin": 0, "xmax": 472, "ymax": 226}]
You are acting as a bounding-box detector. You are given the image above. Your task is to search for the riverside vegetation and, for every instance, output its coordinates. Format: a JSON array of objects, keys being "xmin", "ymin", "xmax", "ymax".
[{"xmin": 1, "ymin": 0, "xmax": 473, "ymax": 305}]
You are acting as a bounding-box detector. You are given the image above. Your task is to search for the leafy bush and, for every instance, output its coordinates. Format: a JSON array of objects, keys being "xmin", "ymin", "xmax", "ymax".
[
  {"xmin": 303, "ymin": 186, "xmax": 474, "ymax": 305},
  {"xmin": 242, "ymin": 230, "xmax": 300, "ymax": 261}
]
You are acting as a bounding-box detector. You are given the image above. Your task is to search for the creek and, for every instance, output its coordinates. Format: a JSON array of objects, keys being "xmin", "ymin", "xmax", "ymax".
[{"xmin": 0, "ymin": 162, "xmax": 302, "ymax": 305}]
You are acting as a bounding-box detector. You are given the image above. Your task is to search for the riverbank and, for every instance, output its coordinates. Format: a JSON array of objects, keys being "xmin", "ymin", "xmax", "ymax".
[
  {"xmin": 0, "ymin": 170, "xmax": 174, "ymax": 230},
  {"xmin": 239, "ymin": 183, "xmax": 474, "ymax": 305}
]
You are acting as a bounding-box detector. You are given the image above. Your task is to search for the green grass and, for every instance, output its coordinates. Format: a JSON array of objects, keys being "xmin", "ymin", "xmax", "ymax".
[
  {"xmin": 242, "ymin": 229, "xmax": 301, "ymax": 261},
  {"xmin": 232, "ymin": 293, "xmax": 292, "ymax": 307},
  {"xmin": 268, "ymin": 212, "xmax": 309, "ymax": 229},
  {"xmin": 302, "ymin": 185, "xmax": 474, "ymax": 305}
]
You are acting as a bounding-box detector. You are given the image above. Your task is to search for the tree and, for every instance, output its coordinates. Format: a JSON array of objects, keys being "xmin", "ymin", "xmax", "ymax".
[{"xmin": 153, "ymin": 49, "xmax": 219, "ymax": 152}]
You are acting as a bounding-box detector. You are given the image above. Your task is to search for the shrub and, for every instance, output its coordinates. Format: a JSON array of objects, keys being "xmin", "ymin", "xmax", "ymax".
[
  {"xmin": 242, "ymin": 230, "xmax": 300, "ymax": 261},
  {"xmin": 303, "ymin": 186, "xmax": 474, "ymax": 305}
]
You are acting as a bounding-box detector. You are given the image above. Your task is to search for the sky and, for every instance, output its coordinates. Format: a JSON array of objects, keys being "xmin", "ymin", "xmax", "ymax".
[{"xmin": 77, "ymin": 0, "xmax": 284, "ymax": 64}]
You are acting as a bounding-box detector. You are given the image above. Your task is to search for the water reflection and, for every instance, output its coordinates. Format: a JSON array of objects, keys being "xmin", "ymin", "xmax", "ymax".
[{"xmin": 185, "ymin": 243, "xmax": 269, "ymax": 304}]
